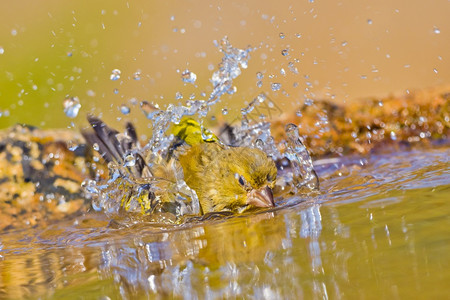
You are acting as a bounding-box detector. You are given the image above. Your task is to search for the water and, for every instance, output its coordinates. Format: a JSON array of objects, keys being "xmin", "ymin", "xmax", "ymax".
[
  {"xmin": 0, "ymin": 147, "xmax": 448, "ymax": 299},
  {"xmin": 110, "ymin": 69, "xmax": 121, "ymax": 81},
  {"xmin": 63, "ymin": 97, "xmax": 81, "ymax": 118},
  {"xmin": 181, "ymin": 70, "xmax": 197, "ymax": 84}
]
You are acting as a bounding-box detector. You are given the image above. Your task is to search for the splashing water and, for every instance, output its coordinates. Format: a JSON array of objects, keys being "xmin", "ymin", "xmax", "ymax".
[
  {"xmin": 181, "ymin": 70, "xmax": 197, "ymax": 84},
  {"xmin": 120, "ymin": 104, "xmax": 130, "ymax": 115},
  {"xmin": 63, "ymin": 97, "xmax": 81, "ymax": 118},
  {"xmin": 110, "ymin": 69, "xmax": 121, "ymax": 81},
  {"xmin": 84, "ymin": 37, "xmax": 318, "ymax": 221},
  {"xmin": 284, "ymin": 124, "xmax": 319, "ymax": 192},
  {"xmin": 271, "ymin": 83, "xmax": 282, "ymax": 91},
  {"xmin": 133, "ymin": 71, "xmax": 141, "ymax": 80},
  {"xmin": 209, "ymin": 36, "xmax": 252, "ymax": 105}
]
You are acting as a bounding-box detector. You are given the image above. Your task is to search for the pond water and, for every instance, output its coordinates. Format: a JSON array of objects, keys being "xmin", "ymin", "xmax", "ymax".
[{"xmin": 0, "ymin": 146, "xmax": 448, "ymax": 299}]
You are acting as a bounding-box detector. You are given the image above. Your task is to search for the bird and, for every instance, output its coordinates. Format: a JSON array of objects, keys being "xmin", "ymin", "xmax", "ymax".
[{"xmin": 82, "ymin": 116, "xmax": 277, "ymax": 215}]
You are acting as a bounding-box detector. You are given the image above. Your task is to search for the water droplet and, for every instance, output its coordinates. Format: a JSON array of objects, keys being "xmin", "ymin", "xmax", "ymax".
[
  {"xmin": 390, "ymin": 131, "xmax": 397, "ymax": 140},
  {"xmin": 222, "ymin": 108, "xmax": 228, "ymax": 115},
  {"xmin": 433, "ymin": 68, "xmax": 438, "ymax": 74},
  {"xmin": 120, "ymin": 104, "xmax": 130, "ymax": 115},
  {"xmin": 360, "ymin": 75, "xmax": 367, "ymax": 79},
  {"xmin": 133, "ymin": 71, "xmax": 141, "ymax": 80},
  {"xmin": 140, "ymin": 100, "xmax": 159, "ymax": 118},
  {"xmin": 255, "ymin": 139, "xmax": 264, "ymax": 149},
  {"xmin": 175, "ymin": 92, "xmax": 183, "ymax": 100},
  {"xmin": 288, "ymin": 62, "xmax": 299, "ymax": 74},
  {"xmin": 296, "ymin": 110, "xmax": 302, "ymax": 117},
  {"xmin": 304, "ymin": 98, "xmax": 314, "ymax": 106},
  {"xmin": 257, "ymin": 81, "xmax": 263, "ymax": 88},
  {"xmin": 367, "ymin": 19, "xmax": 373, "ymax": 25},
  {"xmin": 341, "ymin": 41, "xmax": 348, "ymax": 47},
  {"xmin": 63, "ymin": 97, "xmax": 81, "ymax": 118},
  {"xmin": 82, "ymin": 179, "xmax": 99, "ymax": 195},
  {"xmin": 256, "ymin": 72, "xmax": 264, "ymax": 79},
  {"xmin": 181, "ymin": 69, "xmax": 197, "ymax": 84},
  {"xmin": 110, "ymin": 69, "xmax": 121, "ymax": 81},
  {"xmin": 93, "ymin": 143, "xmax": 100, "ymax": 151},
  {"xmin": 113, "ymin": 88, "xmax": 119, "ymax": 94},
  {"xmin": 0, "ymin": 47, "xmax": 5, "ymax": 55},
  {"xmin": 281, "ymin": 49, "xmax": 289, "ymax": 56},
  {"xmin": 271, "ymin": 83, "xmax": 282, "ymax": 91},
  {"xmin": 433, "ymin": 27, "xmax": 440, "ymax": 34},
  {"xmin": 280, "ymin": 68, "xmax": 286, "ymax": 76},
  {"xmin": 124, "ymin": 154, "xmax": 136, "ymax": 167},
  {"xmin": 279, "ymin": 32, "xmax": 285, "ymax": 39},
  {"xmin": 295, "ymin": 33, "xmax": 302, "ymax": 38}
]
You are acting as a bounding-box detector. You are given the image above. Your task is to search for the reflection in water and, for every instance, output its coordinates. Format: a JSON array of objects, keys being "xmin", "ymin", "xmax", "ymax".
[{"xmin": 0, "ymin": 148, "xmax": 449, "ymax": 299}]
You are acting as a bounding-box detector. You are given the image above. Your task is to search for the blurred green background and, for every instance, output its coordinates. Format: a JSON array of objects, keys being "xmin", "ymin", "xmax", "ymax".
[{"xmin": 0, "ymin": 0, "xmax": 449, "ymax": 130}]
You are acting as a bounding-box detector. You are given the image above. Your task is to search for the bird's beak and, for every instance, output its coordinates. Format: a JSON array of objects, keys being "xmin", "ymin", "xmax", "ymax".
[{"xmin": 247, "ymin": 186, "xmax": 275, "ymax": 208}]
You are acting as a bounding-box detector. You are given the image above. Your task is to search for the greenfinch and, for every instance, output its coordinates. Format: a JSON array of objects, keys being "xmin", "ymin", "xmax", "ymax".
[
  {"xmin": 83, "ymin": 116, "xmax": 277, "ymax": 215},
  {"xmin": 178, "ymin": 142, "xmax": 276, "ymax": 213}
]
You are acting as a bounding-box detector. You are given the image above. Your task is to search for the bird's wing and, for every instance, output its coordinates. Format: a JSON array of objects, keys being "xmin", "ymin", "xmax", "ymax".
[
  {"xmin": 82, "ymin": 116, "xmax": 149, "ymax": 178},
  {"xmin": 177, "ymin": 143, "xmax": 222, "ymax": 187}
]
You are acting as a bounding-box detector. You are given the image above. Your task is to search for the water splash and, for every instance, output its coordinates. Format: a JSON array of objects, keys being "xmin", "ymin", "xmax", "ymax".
[
  {"xmin": 84, "ymin": 37, "xmax": 319, "ymax": 220},
  {"xmin": 120, "ymin": 104, "xmax": 130, "ymax": 115},
  {"xmin": 63, "ymin": 97, "xmax": 81, "ymax": 118},
  {"xmin": 271, "ymin": 83, "xmax": 282, "ymax": 91},
  {"xmin": 110, "ymin": 69, "xmax": 121, "ymax": 81},
  {"xmin": 181, "ymin": 70, "xmax": 197, "ymax": 84},
  {"xmin": 209, "ymin": 36, "xmax": 252, "ymax": 105},
  {"xmin": 133, "ymin": 71, "xmax": 141, "ymax": 80},
  {"xmin": 284, "ymin": 123, "xmax": 319, "ymax": 192}
]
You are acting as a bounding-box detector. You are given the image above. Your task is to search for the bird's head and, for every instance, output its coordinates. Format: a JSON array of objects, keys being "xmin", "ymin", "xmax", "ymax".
[{"xmin": 205, "ymin": 147, "xmax": 277, "ymax": 213}]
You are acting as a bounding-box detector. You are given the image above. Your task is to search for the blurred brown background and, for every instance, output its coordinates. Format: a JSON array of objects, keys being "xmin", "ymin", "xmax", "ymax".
[{"xmin": 0, "ymin": 0, "xmax": 449, "ymax": 130}]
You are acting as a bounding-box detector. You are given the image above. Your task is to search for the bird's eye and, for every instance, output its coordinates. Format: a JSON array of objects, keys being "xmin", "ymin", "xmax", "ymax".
[{"xmin": 235, "ymin": 173, "xmax": 246, "ymax": 186}]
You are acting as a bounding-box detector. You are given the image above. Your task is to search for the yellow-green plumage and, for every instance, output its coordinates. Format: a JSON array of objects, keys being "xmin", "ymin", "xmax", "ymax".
[{"xmin": 177, "ymin": 142, "xmax": 277, "ymax": 213}]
